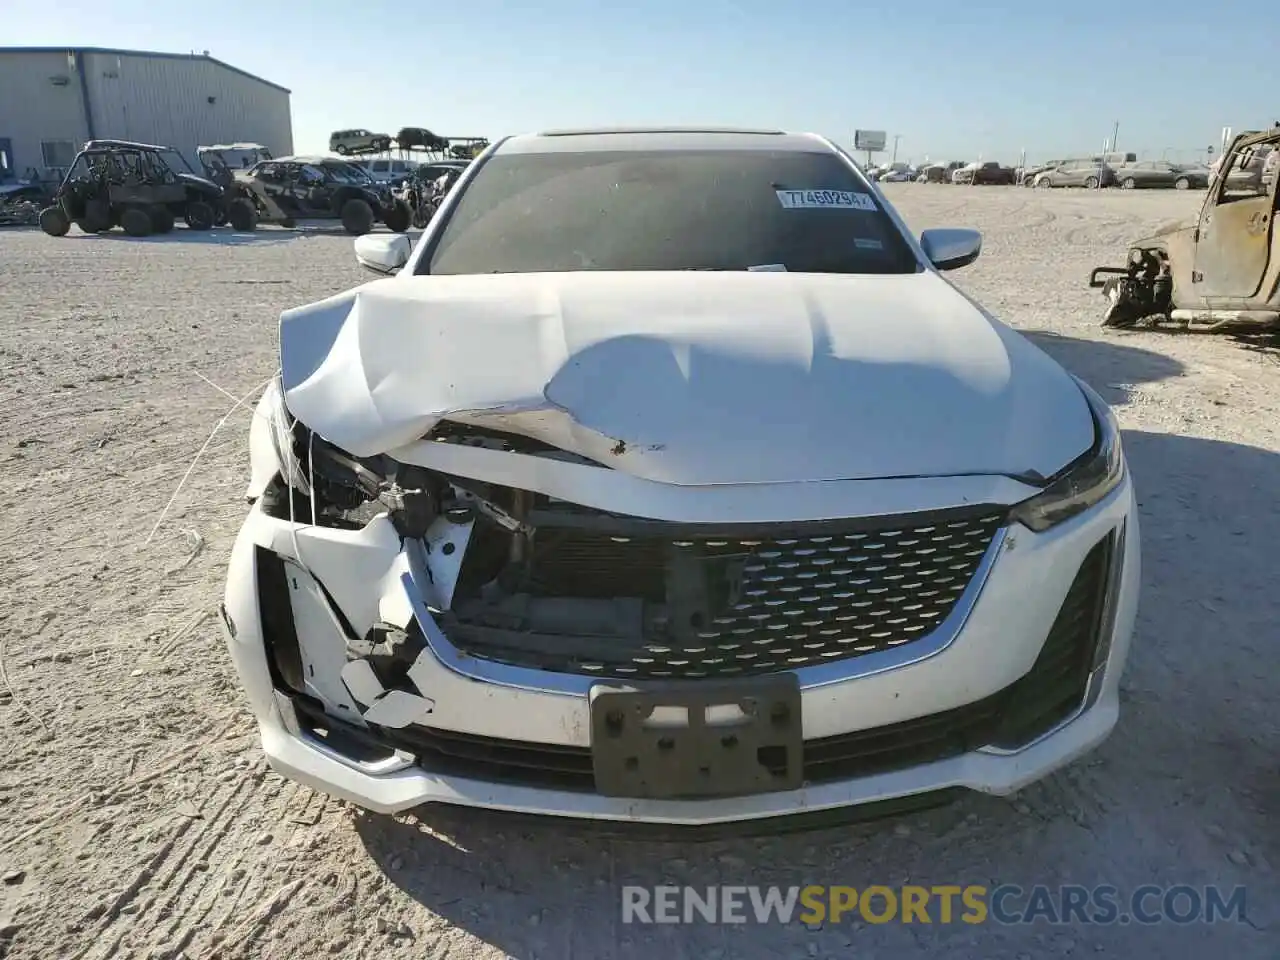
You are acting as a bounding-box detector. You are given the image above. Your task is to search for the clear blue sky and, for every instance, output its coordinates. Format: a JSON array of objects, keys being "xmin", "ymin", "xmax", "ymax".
[{"xmin": 5, "ymin": 0, "xmax": 1275, "ymax": 165}]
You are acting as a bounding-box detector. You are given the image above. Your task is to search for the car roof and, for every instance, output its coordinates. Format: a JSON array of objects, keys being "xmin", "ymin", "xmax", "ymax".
[
  {"xmin": 494, "ymin": 127, "xmax": 834, "ymax": 155},
  {"xmin": 199, "ymin": 143, "xmax": 268, "ymax": 151},
  {"xmin": 272, "ymin": 155, "xmax": 360, "ymax": 164},
  {"xmin": 83, "ymin": 138, "xmax": 172, "ymax": 152}
]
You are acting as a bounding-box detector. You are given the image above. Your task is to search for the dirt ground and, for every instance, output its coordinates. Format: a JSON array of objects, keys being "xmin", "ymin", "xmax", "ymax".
[{"xmin": 0, "ymin": 186, "xmax": 1276, "ymax": 960}]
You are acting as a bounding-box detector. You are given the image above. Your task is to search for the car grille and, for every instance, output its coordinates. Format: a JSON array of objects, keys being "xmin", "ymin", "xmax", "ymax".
[
  {"xmin": 989, "ymin": 532, "xmax": 1112, "ymax": 747},
  {"xmin": 289, "ymin": 529, "xmax": 1117, "ymax": 795},
  {"xmin": 447, "ymin": 509, "xmax": 1006, "ymax": 680}
]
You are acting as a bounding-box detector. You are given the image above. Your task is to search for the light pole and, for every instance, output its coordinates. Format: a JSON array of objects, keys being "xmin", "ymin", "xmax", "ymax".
[{"xmin": 892, "ymin": 135, "xmax": 901, "ymax": 164}]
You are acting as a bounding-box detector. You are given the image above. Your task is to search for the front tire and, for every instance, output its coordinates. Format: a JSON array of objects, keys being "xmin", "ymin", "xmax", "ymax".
[
  {"xmin": 82, "ymin": 199, "xmax": 114, "ymax": 232},
  {"xmin": 382, "ymin": 199, "xmax": 411, "ymax": 233},
  {"xmin": 39, "ymin": 206, "xmax": 70, "ymax": 237},
  {"xmin": 185, "ymin": 201, "xmax": 215, "ymax": 230},
  {"xmin": 1174, "ymin": 177, "xmax": 1190, "ymax": 190},
  {"xmin": 121, "ymin": 206, "xmax": 153, "ymax": 237},
  {"xmin": 150, "ymin": 205, "xmax": 175, "ymax": 233},
  {"xmin": 340, "ymin": 198, "xmax": 375, "ymax": 235},
  {"xmin": 1084, "ymin": 176, "xmax": 1100, "ymax": 189},
  {"xmin": 1036, "ymin": 176, "xmax": 1052, "ymax": 189},
  {"xmin": 335, "ymin": 144, "xmax": 349, "ymax": 155},
  {"xmin": 228, "ymin": 198, "xmax": 259, "ymax": 231},
  {"xmin": 1122, "ymin": 177, "xmax": 1136, "ymax": 189}
]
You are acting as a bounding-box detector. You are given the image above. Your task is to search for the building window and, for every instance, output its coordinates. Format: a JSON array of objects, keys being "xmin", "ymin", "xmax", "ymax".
[{"xmin": 41, "ymin": 140, "xmax": 77, "ymax": 168}]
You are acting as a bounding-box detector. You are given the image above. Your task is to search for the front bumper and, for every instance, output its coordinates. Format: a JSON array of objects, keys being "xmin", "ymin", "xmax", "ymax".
[{"xmin": 222, "ymin": 475, "xmax": 1140, "ymax": 825}]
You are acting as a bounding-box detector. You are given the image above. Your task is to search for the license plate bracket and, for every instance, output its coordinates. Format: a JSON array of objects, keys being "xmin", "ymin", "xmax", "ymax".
[{"xmin": 589, "ymin": 676, "xmax": 803, "ymax": 800}]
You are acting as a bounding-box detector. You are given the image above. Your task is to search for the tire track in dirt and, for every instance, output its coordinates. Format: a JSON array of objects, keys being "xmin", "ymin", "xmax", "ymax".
[
  {"xmin": 65, "ymin": 773, "xmax": 321, "ymax": 960},
  {"xmin": 196, "ymin": 779, "xmax": 324, "ymax": 959},
  {"xmin": 1065, "ymin": 217, "xmax": 1149, "ymax": 248},
  {"xmin": 1016, "ymin": 761, "xmax": 1114, "ymax": 830}
]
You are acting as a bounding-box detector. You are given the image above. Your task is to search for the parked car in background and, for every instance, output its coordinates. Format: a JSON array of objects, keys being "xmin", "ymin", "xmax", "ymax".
[
  {"xmin": 1018, "ymin": 160, "xmax": 1064, "ymax": 186},
  {"xmin": 952, "ymin": 161, "xmax": 1015, "ymax": 185},
  {"xmin": 1113, "ymin": 160, "xmax": 1207, "ymax": 191},
  {"xmin": 1034, "ymin": 160, "xmax": 1115, "ymax": 189},
  {"xmin": 356, "ymin": 157, "xmax": 420, "ymax": 184},
  {"xmin": 329, "ymin": 129, "xmax": 393, "ymax": 156},
  {"xmin": 880, "ymin": 166, "xmax": 915, "ymax": 183},
  {"xmin": 1210, "ymin": 142, "xmax": 1276, "ymax": 195},
  {"xmin": 916, "ymin": 163, "xmax": 950, "ymax": 183},
  {"xmin": 395, "ymin": 127, "xmax": 449, "ymax": 153}
]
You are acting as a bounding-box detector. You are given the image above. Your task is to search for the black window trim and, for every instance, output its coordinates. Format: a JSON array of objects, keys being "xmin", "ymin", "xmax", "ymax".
[{"xmin": 411, "ymin": 138, "xmax": 922, "ymax": 277}]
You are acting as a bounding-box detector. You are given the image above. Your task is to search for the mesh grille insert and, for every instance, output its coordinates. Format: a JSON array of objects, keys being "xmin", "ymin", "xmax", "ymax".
[{"xmin": 449, "ymin": 509, "xmax": 1006, "ymax": 679}]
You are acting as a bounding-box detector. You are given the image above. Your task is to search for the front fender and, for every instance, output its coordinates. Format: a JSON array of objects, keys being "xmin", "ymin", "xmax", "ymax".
[{"xmin": 247, "ymin": 378, "xmax": 299, "ymax": 500}]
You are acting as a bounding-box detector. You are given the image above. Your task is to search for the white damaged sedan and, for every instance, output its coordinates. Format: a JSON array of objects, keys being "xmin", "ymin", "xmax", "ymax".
[{"xmin": 222, "ymin": 128, "xmax": 1139, "ymax": 828}]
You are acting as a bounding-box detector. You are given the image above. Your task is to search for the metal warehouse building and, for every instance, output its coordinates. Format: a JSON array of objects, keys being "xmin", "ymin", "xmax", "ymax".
[{"xmin": 0, "ymin": 47, "xmax": 292, "ymax": 181}]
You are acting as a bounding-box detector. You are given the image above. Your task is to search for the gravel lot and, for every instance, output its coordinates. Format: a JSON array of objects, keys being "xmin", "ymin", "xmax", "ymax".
[{"xmin": 0, "ymin": 186, "xmax": 1276, "ymax": 959}]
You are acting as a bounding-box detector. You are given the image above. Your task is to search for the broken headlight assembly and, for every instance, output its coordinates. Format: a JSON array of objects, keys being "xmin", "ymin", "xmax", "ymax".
[
  {"xmin": 263, "ymin": 378, "xmax": 441, "ymax": 538},
  {"xmin": 1009, "ymin": 380, "xmax": 1124, "ymax": 533}
]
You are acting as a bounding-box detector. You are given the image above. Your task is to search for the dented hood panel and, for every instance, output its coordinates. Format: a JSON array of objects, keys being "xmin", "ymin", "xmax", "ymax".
[{"xmin": 280, "ymin": 271, "xmax": 1093, "ymax": 485}]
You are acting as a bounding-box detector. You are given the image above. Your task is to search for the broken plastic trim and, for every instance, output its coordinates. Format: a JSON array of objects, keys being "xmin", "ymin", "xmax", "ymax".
[
  {"xmin": 266, "ymin": 416, "xmax": 444, "ymax": 538},
  {"xmin": 254, "ymin": 545, "xmax": 306, "ymax": 694}
]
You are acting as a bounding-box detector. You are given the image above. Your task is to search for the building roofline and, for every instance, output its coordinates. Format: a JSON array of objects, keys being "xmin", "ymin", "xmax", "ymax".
[{"xmin": 0, "ymin": 46, "xmax": 291, "ymax": 94}]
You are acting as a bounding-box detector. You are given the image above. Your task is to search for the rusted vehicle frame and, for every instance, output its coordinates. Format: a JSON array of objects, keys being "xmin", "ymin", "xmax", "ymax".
[{"xmin": 1089, "ymin": 127, "xmax": 1280, "ymax": 333}]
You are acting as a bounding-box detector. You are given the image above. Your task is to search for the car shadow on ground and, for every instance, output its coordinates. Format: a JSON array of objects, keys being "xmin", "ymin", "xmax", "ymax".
[
  {"xmin": 1020, "ymin": 329, "xmax": 1185, "ymax": 406},
  {"xmin": 67, "ymin": 219, "xmax": 409, "ymax": 245},
  {"xmin": 350, "ymin": 332, "xmax": 1275, "ymax": 958},
  {"xmin": 70, "ymin": 227, "xmax": 304, "ymax": 247}
]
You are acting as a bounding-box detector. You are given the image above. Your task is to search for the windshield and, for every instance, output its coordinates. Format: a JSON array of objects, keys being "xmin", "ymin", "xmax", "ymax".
[
  {"xmin": 156, "ymin": 149, "xmax": 195, "ymax": 175},
  {"xmin": 324, "ymin": 161, "xmax": 373, "ymax": 184},
  {"xmin": 422, "ymin": 148, "xmax": 917, "ymax": 276}
]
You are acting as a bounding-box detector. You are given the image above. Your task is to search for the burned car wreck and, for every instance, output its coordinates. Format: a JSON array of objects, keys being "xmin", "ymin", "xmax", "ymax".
[
  {"xmin": 223, "ymin": 129, "xmax": 1140, "ymax": 828},
  {"xmin": 1091, "ymin": 127, "xmax": 1280, "ymax": 332}
]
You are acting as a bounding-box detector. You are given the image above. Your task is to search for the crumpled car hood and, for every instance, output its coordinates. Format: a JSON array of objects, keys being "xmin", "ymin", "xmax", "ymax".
[{"xmin": 279, "ymin": 270, "xmax": 1093, "ymax": 485}]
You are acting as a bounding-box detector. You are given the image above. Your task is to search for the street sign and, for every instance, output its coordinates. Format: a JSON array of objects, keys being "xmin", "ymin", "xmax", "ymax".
[{"xmin": 854, "ymin": 130, "xmax": 887, "ymax": 152}]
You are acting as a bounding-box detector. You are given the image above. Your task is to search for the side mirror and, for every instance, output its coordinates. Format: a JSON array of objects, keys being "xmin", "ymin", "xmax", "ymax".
[
  {"xmin": 920, "ymin": 228, "xmax": 982, "ymax": 271},
  {"xmin": 354, "ymin": 233, "xmax": 411, "ymax": 275}
]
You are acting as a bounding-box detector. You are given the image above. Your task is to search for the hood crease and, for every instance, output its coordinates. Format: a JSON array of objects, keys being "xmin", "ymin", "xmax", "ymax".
[{"xmin": 279, "ymin": 270, "xmax": 1094, "ymax": 485}]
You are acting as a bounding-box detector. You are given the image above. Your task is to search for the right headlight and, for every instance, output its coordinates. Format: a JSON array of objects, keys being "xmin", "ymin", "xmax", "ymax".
[{"xmin": 1008, "ymin": 379, "xmax": 1125, "ymax": 533}]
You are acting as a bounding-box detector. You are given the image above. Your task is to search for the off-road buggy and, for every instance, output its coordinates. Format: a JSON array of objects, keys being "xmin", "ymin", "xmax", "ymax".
[
  {"xmin": 197, "ymin": 143, "xmax": 273, "ymax": 190},
  {"xmin": 38, "ymin": 139, "xmax": 224, "ymax": 237},
  {"xmin": 225, "ymin": 156, "xmax": 411, "ymax": 234},
  {"xmin": 1090, "ymin": 126, "xmax": 1280, "ymax": 333}
]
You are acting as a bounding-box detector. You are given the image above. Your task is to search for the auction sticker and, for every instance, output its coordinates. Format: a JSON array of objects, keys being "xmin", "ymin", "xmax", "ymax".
[{"xmin": 776, "ymin": 189, "xmax": 877, "ymax": 210}]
